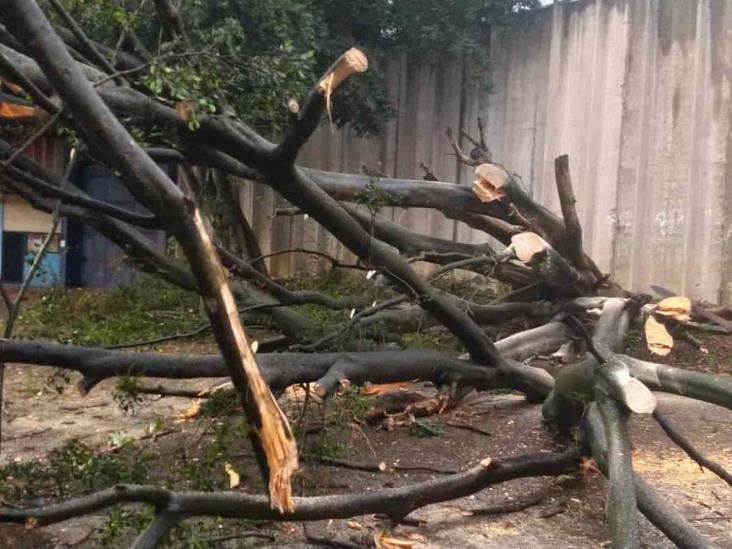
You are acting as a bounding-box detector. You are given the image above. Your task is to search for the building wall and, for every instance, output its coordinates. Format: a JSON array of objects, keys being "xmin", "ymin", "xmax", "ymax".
[
  {"xmin": 0, "ymin": 137, "xmax": 65, "ymax": 286},
  {"xmin": 238, "ymin": 0, "xmax": 732, "ymax": 303},
  {"xmin": 74, "ymin": 162, "xmax": 166, "ymax": 288}
]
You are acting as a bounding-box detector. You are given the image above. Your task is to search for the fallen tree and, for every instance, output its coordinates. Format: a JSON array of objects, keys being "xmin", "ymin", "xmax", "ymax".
[{"xmin": 0, "ymin": 2, "xmax": 730, "ymax": 547}]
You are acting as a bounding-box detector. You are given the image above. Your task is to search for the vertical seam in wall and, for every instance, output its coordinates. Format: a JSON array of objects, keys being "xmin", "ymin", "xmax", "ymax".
[
  {"xmin": 628, "ymin": 0, "xmax": 657, "ymax": 290},
  {"xmin": 609, "ymin": 1, "xmax": 632, "ymax": 278},
  {"xmin": 580, "ymin": 0, "xmax": 605, "ymax": 256},
  {"xmin": 720, "ymin": 3, "xmax": 732, "ymax": 304},
  {"xmin": 680, "ymin": 0, "xmax": 706, "ymax": 295},
  {"xmin": 452, "ymin": 54, "xmax": 469, "ymax": 243},
  {"xmin": 390, "ymin": 54, "xmax": 404, "ymax": 223}
]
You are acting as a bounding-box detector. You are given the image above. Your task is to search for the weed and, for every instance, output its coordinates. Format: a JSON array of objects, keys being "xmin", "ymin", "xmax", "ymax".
[
  {"xmin": 624, "ymin": 328, "xmax": 641, "ymax": 350},
  {"xmin": 402, "ymin": 330, "xmax": 462, "ymax": 353},
  {"xmin": 329, "ymin": 386, "xmax": 371, "ymax": 426},
  {"xmin": 113, "ymin": 374, "xmax": 148, "ymax": 414},
  {"xmin": 409, "ymin": 421, "xmax": 444, "ymax": 438},
  {"xmin": 100, "ymin": 506, "xmax": 154, "ymax": 546},
  {"xmin": 304, "ymin": 426, "xmax": 348, "ymax": 459},
  {"xmin": 200, "ymin": 389, "xmax": 239, "ymax": 417},
  {"xmin": 0, "ymin": 440, "xmax": 151, "ymax": 503},
  {"xmin": 179, "ymin": 419, "xmax": 248, "ymax": 491}
]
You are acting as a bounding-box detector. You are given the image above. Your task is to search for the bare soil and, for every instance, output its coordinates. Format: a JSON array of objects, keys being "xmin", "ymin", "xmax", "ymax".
[{"xmin": 1, "ymin": 335, "xmax": 732, "ymax": 548}]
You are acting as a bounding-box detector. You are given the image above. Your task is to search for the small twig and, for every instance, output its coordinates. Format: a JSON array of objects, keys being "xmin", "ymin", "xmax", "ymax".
[
  {"xmin": 477, "ymin": 116, "xmax": 488, "ymax": 150},
  {"xmin": 446, "ymin": 127, "xmax": 479, "ymax": 166},
  {"xmin": 563, "ymin": 314, "xmax": 606, "ymax": 363},
  {"xmin": 303, "ymin": 524, "xmax": 364, "ymax": 549},
  {"xmin": 444, "ymin": 421, "xmax": 491, "ymax": 437},
  {"xmin": 61, "ymin": 402, "xmax": 110, "ymax": 411},
  {"xmin": 677, "ymin": 331, "xmax": 707, "ymax": 353},
  {"xmin": 105, "ymin": 322, "xmax": 212, "ymax": 349},
  {"xmin": 653, "ymin": 410, "xmax": 732, "ymax": 486},
  {"xmin": 248, "ymin": 248, "xmax": 366, "ymax": 271},
  {"xmin": 466, "ymin": 491, "xmax": 545, "ymax": 516},
  {"xmin": 105, "ymin": 303, "xmax": 282, "ymax": 349},
  {"xmin": 172, "ymin": 532, "xmax": 275, "ymax": 548},
  {"xmin": 6, "ymin": 426, "xmax": 51, "ymax": 441},
  {"xmin": 419, "ymin": 162, "xmax": 438, "ymax": 181},
  {"xmin": 0, "ymin": 51, "xmax": 59, "ymax": 114},
  {"xmin": 296, "ymin": 383, "xmax": 312, "ymax": 429},
  {"xmin": 103, "ymin": 428, "xmax": 176, "ymax": 454},
  {"xmin": 303, "ymin": 455, "xmax": 458, "ymax": 475},
  {"xmin": 460, "ymin": 128, "xmax": 482, "ymax": 149},
  {"xmin": 47, "ymin": 0, "xmax": 125, "ymax": 85},
  {"xmin": 677, "ymin": 320, "xmax": 732, "ymax": 335}
]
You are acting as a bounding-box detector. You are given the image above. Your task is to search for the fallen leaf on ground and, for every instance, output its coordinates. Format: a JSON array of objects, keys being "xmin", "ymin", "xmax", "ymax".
[
  {"xmin": 374, "ymin": 530, "xmax": 425, "ymax": 548},
  {"xmin": 579, "ymin": 456, "xmax": 601, "ymax": 475},
  {"xmin": 362, "ymin": 381, "xmax": 414, "ymax": 396},
  {"xmin": 224, "ymin": 462, "xmax": 240, "ymax": 488},
  {"xmin": 347, "ymin": 520, "xmax": 363, "ymax": 530},
  {"xmin": 175, "ymin": 399, "xmax": 202, "ymax": 422}
]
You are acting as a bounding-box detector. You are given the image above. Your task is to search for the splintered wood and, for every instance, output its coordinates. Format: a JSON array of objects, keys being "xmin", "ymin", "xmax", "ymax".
[
  {"xmin": 473, "ymin": 163, "xmax": 509, "ymax": 202},
  {"xmin": 190, "ymin": 207, "xmax": 298, "ymax": 513},
  {"xmin": 318, "ymin": 48, "xmax": 368, "ymax": 96}
]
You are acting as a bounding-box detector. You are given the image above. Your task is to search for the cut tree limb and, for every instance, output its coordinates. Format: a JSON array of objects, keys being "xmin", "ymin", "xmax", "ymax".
[
  {"xmin": 584, "ymin": 405, "xmax": 718, "ymax": 549},
  {"xmin": 0, "ymin": 449, "xmax": 579, "ymax": 527},
  {"xmin": 0, "ymin": 340, "xmax": 554, "ymax": 400},
  {"xmin": 510, "ymin": 232, "xmax": 595, "ymax": 295},
  {"xmin": 4, "ymin": 0, "xmax": 297, "ymax": 512},
  {"xmin": 554, "ymin": 155, "xmax": 590, "ymax": 271}
]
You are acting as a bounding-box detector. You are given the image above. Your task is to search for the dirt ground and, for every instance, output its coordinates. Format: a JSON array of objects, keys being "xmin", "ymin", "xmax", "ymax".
[{"xmin": 1, "ymin": 336, "xmax": 732, "ymax": 548}]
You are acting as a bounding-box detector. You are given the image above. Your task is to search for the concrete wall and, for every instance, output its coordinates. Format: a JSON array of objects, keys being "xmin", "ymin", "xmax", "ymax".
[{"xmin": 239, "ymin": 0, "xmax": 732, "ymax": 303}]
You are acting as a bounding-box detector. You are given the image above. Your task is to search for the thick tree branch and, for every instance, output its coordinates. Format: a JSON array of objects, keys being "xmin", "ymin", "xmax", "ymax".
[
  {"xmin": 6, "ymin": 0, "xmax": 297, "ymax": 512},
  {"xmin": 584, "ymin": 405, "xmax": 717, "ymax": 549},
  {"xmin": 624, "ymin": 355, "xmax": 732, "ymax": 412},
  {"xmin": 554, "ymin": 155, "xmax": 588, "ymax": 271},
  {"xmin": 152, "ymin": 0, "xmax": 188, "ymax": 44},
  {"xmin": 276, "ymin": 49, "xmax": 367, "ymax": 165},
  {"xmin": 46, "ymin": 0, "xmax": 123, "ymax": 84},
  {"xmin": 0, "ymin": 449, "xmax": 579, "ymax": 527},
  {"xmin": 131, "ymin": 510, "xmax": 179, "ymax": 549},
  {"xmin": 0, "ymin": 340, "xmax": 554, "ymax": 398},
  {"xmin": 595, "ymin": 387, "xmax": 641, "ymax": 549}
]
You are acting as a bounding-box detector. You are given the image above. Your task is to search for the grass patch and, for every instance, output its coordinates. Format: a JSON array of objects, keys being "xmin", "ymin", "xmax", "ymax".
[
  {"xmin": 12, "ymin": 274, "xmax": 201, "ymax": 346},
  {"xmin": 0, "ymin": 440, "xmax": 152, "ymax": 504}
]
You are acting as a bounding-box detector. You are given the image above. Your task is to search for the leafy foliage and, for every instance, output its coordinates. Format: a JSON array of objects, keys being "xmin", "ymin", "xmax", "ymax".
[
  {"xmin": 51, "ymin": 0, "xmax": 539, "ymax": 135},
  {"xmin": 0, "ymin": 440, "xmax": 151, "ymax": 503},
  {"xmin": 12, "ymin": 274, "xmax": 200, "ymax": 346}
]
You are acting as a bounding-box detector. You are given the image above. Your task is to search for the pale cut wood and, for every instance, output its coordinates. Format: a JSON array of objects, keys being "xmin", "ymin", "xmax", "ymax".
[
  {"xmin": 655, "ymin": 296, "xmax": 691, "ymax": 321},
  {"xmin": 318, "ymin": 48, "xmax": 368, "ymax": 95},
  {"xmin": 473, "ymin": 163, "xmax": 510, "ymax": 202},
  {"xmin": 619, "ymin": 378, "xmax": 657, "ymax": 414},
  {"xmin": 510, "ymin": 231, "xmax": 550, "ymax": 262},
  {"xmin": 644, "ymin": 316, "xmax": 673, "ymax": 357}
]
